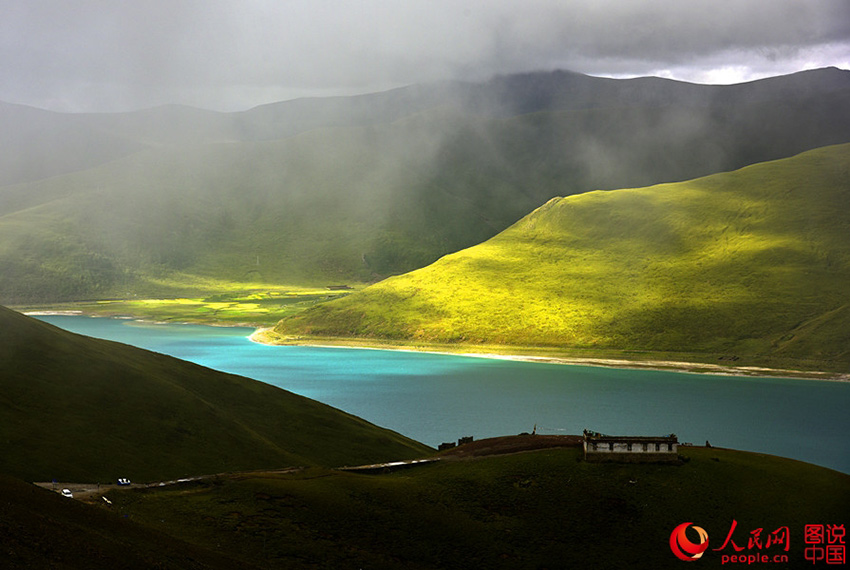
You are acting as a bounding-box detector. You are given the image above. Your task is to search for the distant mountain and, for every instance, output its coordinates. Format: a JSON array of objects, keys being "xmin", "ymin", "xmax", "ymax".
[
  {"xmin": 2, "ymin": 68, "xmax": 849, "ymax": 303},
  {"xmin": 3, "ymin": 68, "xmax": 847, "ymax": 185},
  {"xmin": 444, "ymin": 66, "xmax": 850, "ymax": 116},
  {"xmin": 0, "ymin": 306, "xmax": 430, "ymax": 482},
  {"xmin": 274, "ymin": 144, "xmax": 850, "ymax": 371}
]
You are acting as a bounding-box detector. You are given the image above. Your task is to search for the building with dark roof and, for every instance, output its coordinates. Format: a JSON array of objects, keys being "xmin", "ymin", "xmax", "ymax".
[{"xmin": 583, "ymin": 429, "xmax": 679, "ymax": 463}]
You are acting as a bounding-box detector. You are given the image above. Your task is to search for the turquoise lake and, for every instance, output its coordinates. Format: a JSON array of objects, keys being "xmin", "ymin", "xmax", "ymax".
[{"xmin": 37, "ymin": 315, "xmax": 850, "ymax": 474}]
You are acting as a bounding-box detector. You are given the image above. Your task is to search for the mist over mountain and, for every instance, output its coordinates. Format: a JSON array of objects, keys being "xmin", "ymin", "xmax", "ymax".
[
  {"xmin": 1, "ymin": 68, "xmax": 849, "ymax": 303},
  {"xmin": 4, "ymin": 68, "xmax": 847, "ymax": 185}
]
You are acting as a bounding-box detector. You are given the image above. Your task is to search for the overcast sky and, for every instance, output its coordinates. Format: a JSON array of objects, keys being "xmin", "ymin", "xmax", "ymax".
[{"xmin": 2, "ymin": 0, "xmax": 848, "ymax": 113}]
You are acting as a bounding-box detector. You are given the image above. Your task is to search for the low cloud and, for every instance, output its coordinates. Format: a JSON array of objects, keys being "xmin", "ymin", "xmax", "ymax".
[{"xmin": 1, "ymin": 0, "xmax": 848, "ymax": 112}]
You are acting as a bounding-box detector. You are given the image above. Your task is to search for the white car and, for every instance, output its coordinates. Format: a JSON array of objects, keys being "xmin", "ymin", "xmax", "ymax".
[
  {"xmin": 61, "ymin": 489, "xmax": 73, "ymax": 498},
  {"xmin": 117, "ymin": 478, "xmax": 131, "ymax": 486}
]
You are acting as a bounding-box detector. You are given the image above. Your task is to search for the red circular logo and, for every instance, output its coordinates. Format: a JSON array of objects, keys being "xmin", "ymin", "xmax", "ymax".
[{"xmin": 670, "ymin": 522, "xmax": 709, "ymax": 561}]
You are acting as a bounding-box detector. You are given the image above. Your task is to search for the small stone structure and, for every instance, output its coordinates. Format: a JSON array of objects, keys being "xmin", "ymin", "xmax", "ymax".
[
  {"xmin": 438, "ymin": 436, "xmax": 474, "ymax": 451},
  {"xmin": 583, "ymin": 429, "xmax": 679, "ymax": 463}
]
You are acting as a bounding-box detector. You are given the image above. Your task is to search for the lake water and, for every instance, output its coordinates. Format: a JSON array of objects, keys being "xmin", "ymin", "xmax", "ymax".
[{"xmin": 36, "ymin": 315, "xmax": 850, "ymax": 474}]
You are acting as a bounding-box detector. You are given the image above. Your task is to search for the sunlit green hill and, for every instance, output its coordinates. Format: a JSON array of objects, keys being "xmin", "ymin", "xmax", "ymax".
[
  {"xmin": 275, "ymin": 144, "xmax": 850, "ymax": 371},
  {"xmin": 0, "ymin": 306, "xmax": 430, "ymax": 482},
  {"xmin": 2, "ymin": 69, "xmax": 849, "ymax": 303}
]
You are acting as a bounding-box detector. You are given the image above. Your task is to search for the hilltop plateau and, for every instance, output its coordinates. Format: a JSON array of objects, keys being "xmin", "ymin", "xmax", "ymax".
[{"xmin": 2, "ymin": 445, "xmax": 847, "ymax": 569}]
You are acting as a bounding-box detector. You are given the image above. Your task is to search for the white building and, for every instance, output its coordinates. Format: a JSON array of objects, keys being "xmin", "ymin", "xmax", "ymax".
[{"xmin": 583, "ymin": 430, "xmax": 679, "ymax": 463}]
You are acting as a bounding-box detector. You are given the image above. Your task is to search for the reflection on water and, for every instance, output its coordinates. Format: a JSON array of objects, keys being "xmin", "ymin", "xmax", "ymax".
[{"xmin": 37, "ymin": 315, "xmax": 850, "ymax": 473}]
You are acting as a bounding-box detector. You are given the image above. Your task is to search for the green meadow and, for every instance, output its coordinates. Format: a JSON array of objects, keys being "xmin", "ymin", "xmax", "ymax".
[
  {"xmin": 19, "ymin": 282, "xmax": 355, "ymax": 326},
  {"xmin": 276, "ymin": 144, "xmax": 850, "ymax": 372}
]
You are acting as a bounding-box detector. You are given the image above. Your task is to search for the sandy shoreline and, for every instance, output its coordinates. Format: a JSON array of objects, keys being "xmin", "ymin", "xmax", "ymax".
[
  {"xmin": 24, "ymin": 310, "xmax": 86, "ymax": 316},
  {"xmin": 249, "ymin": 328, "xmax": 849, "ymax": 383}
]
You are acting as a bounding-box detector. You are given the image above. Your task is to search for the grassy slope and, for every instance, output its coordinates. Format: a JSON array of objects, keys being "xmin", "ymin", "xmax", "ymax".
[
  {"xmin": 2, "ymin": 86, "xmax": 849, "ymax": 304},
  {"xmin": 276, "ymin": 144, "xmax": 850, "ymax": 371},
  {"xmin": 0, "ymin": 306, "xmax": 431, "ymax": 482},
  {"xmin": 100, "ymin": 447, "xmax": 849, "ymax": 569}
]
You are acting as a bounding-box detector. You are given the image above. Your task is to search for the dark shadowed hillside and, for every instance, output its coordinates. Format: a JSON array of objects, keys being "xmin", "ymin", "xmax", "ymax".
[
  {"xmin": 0, "ymin": 473, "xmax": 249, "ymax": 570},
  {"xmin": 5, "ymin": 446, "xmax": 845, "ymax": 569},
  {"xmin": 0, "ymin": 306, "xmax": 430, "ymax": 482}
]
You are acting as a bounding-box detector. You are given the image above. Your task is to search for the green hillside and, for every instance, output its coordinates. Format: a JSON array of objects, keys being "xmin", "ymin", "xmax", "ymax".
[
  {"xmin": 274, "ymin": 144, "xmax": 850, "ymax": 371},
  {"xmin": 65, "ymin": 447, "xmax": 850, "ymax": 568},
  {"xmin": 2, "ymin": 70, "xmax": 849, "ymax": 304},
  {"xmin": 0, "ymin": 306, "xmax": 430, "ymax": 482}
]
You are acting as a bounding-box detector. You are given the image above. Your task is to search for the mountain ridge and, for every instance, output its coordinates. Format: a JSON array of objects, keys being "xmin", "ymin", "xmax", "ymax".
[{"xmin": 3, "ymin": 67, "xmax": 848, "ymax": 186}]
